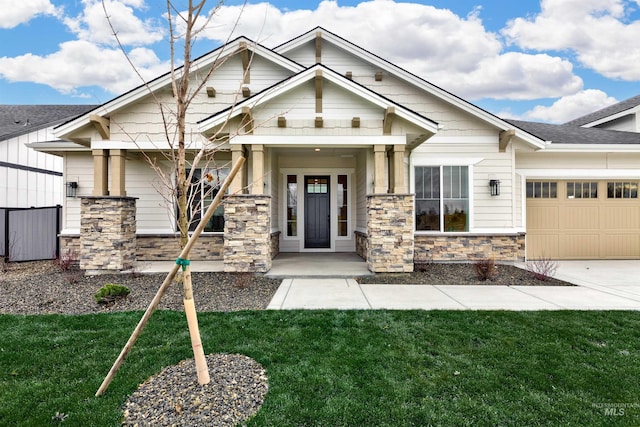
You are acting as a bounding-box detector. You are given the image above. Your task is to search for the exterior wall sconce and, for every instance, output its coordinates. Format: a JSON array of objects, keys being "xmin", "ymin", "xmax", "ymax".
[
  {"xmin": 489, "ymin": 179, "xmax": 500, "ymax": 196},
  {"xmin": 66, "ymin": 181, "xmax": 78, "ymax": 198}
]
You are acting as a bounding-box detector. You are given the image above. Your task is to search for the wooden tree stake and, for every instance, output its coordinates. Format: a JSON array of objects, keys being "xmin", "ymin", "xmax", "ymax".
[{"xmin": 95, "ymin": 156, "xmax": 245, "ymax": 397}]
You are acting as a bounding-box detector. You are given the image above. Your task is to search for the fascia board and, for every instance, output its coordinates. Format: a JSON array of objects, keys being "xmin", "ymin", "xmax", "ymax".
[
  {"xmin": 277, "ymin": 29, "xmax": 545, "ymax": 148},
  {"xmin": 55, "ymin": 38, "xmax": 304, "ymax": 138},
  {"xmin": 541, "ymin": 143, "xmax": 640, "ymax": 152},
  {"xmin": 579, "ymin": 105, "xmax": 640, "ymax": 128}
]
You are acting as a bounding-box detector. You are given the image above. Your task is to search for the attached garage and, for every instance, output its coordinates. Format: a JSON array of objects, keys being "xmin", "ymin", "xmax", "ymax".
[{"xmin": 526, "ymin": 180, "xmax": 640, "ymax": 259}]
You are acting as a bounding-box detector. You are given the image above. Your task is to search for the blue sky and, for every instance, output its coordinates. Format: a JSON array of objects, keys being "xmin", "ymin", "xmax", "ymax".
[{"xmin": 1, "ymin": 0, "xmax": 640, "ymax": 123}]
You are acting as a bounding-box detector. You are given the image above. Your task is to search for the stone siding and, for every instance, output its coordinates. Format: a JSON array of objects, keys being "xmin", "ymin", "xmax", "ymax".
[
  {"xmin": 224, "ymin": 195, "xmax": 272, "ymax": 272},
  {"xmin": 136, "ymin": 235, "xmax": 224, "ymax": 260},
  {"xmin": 270, "ymin": 231, "xmax": 281, "ymax": 259},
  {"xmin": 414, "ymin": 233, "xmax": 525, "ymax": 262},
  {"xmin": 354, "ymin": 230, "xmax": 368, "ymax": 260},
  {"xmin": 79, "ymin": 197, "xmax": 137, "ymax": 272},
  {"xmin": 366, "ymin": 194, "xmax": 414, "ymax": 272}
]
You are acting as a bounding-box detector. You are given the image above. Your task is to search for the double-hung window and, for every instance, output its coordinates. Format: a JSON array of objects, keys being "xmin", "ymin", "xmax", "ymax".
[
  {"xmin": 415, "ymin": 166, "xmax": 469, "ymax": 232},
  {"xmin": 185, "ymin": 167, "xmax": 229, "ymax": 232}
]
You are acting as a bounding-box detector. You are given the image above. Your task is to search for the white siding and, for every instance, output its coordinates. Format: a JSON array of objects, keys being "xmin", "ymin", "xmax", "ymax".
[
  {"xmin": 413, "ymin": 137, "xmax": 516, "ymax": 230},
  {"xmin": 0, "ymin": 127, "xmax": 63, "ymax": 208},
  {"xmin": 594, "ymin": 114, "xmax": 636, "ymax": 132}
]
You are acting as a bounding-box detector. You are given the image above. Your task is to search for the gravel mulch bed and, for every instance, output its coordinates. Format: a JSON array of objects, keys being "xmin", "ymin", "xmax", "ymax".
[
  {"xmin": 356, "ymin": 262, "xmax": 573, "ymax": 286},
  {"xmin": 0, "ymin": 261, "xmax": 282, "ymax": 315},
  {"xmin": 123, "ymin": 353, "xmax": 268, "ymax": 427}
]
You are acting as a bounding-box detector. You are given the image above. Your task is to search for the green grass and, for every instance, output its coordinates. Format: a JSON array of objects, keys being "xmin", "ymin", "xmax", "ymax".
[{"xmin": 1, "ymin": 311, "xmax": 640, "ymax": 426}]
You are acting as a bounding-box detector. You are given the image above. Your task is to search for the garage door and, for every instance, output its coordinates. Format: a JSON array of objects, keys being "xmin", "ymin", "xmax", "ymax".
[{"xmin": 526, "ymin": 180, "xmax": 640, "ymax": 259}]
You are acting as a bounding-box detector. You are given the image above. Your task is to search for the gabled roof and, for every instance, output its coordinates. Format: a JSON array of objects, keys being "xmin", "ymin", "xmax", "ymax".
[
  {"xmin": 274, "ymin": 27, "xmax": 546, "ymax": 149},
  {"xmin": 506, "ymin": 119, "xmax": 640, "ymax": 145},
  {"xmin": 0, "ymin": 105, "xmax": 96, "ymax": 140},
  {"xmin": 565, "ymin": 94, "xmax": 640, "ymax": 127},
  {"xmin": 54, "ymin": 37, "xmax": 305, "ymax": 138},
  {"xmin": 197, "ymin": 63, "xmax": 439, "ymax": 139}
]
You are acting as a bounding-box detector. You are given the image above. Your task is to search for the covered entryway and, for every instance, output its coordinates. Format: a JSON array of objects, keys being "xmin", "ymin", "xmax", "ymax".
[{"xmin": 526, "ymin": 180, "xmax": 640, "ymax": 259}]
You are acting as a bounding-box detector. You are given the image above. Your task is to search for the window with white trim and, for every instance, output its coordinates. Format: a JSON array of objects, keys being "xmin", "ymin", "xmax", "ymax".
[{"xmin": 415, "ymin": 166, "xmax": 469, "ymax": 232}]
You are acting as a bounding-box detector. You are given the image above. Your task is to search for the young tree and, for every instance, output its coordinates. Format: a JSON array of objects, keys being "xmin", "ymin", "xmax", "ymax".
[{"xmin": 96, "ymin": 0, "xmax": 251, "ymax": 394}]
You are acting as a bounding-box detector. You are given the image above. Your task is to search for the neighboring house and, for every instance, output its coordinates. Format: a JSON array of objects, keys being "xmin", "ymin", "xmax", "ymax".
[
  {"xmin": 30, "ymin": 28, "xmax": 640, "ymax": 273},
  {"xmin": 0, "ymin": 105, "xmax": 96, "ymax": 208}
]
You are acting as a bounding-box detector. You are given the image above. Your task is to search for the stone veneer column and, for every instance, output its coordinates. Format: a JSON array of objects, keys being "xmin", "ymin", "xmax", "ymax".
[
  {"xmin": 79, "ymin": 196, "xmax": 137, "ymax": 272},
  {"xmin": 224, "ymin": 195, "xmax": 271, "ymax": 272},
  {"xmin": 367, "ymin": 194, "xmax": 414, "ymax": 272}
]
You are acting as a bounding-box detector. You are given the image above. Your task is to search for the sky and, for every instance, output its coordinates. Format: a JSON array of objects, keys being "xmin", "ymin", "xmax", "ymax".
[{"xmin": 1, "ymin": 0, "xmax": 640, "ymax": 123}]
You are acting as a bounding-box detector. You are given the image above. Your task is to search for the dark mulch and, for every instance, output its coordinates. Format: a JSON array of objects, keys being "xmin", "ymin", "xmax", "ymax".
[{"xmin": 357, "ymin": 262, "xmax": 573, "ymax": 286}]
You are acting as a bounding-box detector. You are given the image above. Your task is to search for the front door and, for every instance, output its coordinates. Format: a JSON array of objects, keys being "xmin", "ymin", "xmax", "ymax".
[{"xmin": 304, "ymin": 176, "xmax": 330, "ymax": 248}]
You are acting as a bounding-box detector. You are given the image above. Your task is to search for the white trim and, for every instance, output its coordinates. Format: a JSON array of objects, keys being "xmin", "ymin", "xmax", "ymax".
[
  {"xmin": 542, "ymin": 144, "xmax": 640, "ymax": 153},
  {"xmin": 419, "ymin": 135, "xmax": 497, "ymax": 145},
  {"xmin": 415, "ymin": 228, "xmax": 525, "ymax": 236},
  {"xmin": 233, "ymin": 135, "xmax": 406, "ymax": 147},
  {"xmin": 517, "ymin": 169, "xmax": 640, "ymax": 179},
  {"xmin": 60, "ymin": 229, "xmax": 80, "ymax": 235},
  {"xmin": 55, "ymin": 39, "xmax": 304, "ymax": 138},
  {"xmin": 275, "ymin": 29, "xmax": 546, "ymax": 149},
  {"xmin": 412, "ymin": 156, "xmax": 484, "ymax": 166},
  {"xmin": 579, "ymin": 105, "xmax": 640, "ymax": 128},
  {"xmin": 280, "ymin": 168, "xmax": 355, "ymax": 252},
  {"xmin": 90, "ymin": 140, "xmax": 191, "ymax": 151},
  {"xmin": 410, "ymin": 162, "xmax": 474, "ymax": 233},
  {"xmin": 198, "ymin": 64, "xmax": 439, "ymax": 136}
]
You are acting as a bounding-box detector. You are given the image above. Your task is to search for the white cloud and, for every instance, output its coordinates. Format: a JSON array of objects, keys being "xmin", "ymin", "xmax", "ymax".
[
  {"xmin": 503, "ymin": 0, "xmax": 640, "ymax": 80},
  {"xmin": 63, "ymin": 0, "xmax": 164, "ymax": 47},
  {"xmin": 0, "ymin": 40, "xmax": 169, "ymax": 95},
  {"xmin": 0, "ymin": 0, "xmax": 61, "ymax": 29},
  {"xmin": 500, "ymin": 90, "xmax": 619, "ymax": 123},
  {"xmin": 193, "ymin": 0, "xmax": 585, "ymax": 101}
]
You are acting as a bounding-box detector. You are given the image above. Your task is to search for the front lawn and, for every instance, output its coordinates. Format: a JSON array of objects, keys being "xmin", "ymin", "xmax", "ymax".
[{"xmin": 1, "ymin": 310, "xmax": 639, "ymax": 426}]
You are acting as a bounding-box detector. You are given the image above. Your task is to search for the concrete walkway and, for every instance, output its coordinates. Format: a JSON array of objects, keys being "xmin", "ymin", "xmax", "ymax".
[{"xmin": 267, "ymin": 261, "xmax": 640, "ymax": 311}]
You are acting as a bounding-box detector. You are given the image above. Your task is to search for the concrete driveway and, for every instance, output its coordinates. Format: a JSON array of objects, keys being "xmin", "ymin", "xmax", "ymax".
[{"xmin": 554, "ymin": 260, "xmax": 640, "ymax": 300}]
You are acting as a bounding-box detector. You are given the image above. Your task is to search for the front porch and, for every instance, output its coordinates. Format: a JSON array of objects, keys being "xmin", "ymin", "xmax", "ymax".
[{"xmin": 134, "ymin": 252, "xmax": 371, "ymax": 278}]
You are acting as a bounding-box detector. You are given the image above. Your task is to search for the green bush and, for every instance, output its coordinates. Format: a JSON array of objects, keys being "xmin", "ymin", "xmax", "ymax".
[{"xmin": 94, "ymin": 283, "xmax": 130, "ymax": 304}]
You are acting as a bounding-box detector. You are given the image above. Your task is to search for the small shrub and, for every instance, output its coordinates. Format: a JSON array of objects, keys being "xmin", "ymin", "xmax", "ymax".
[
  {"xmin": 53, "ymin": 249, "xmax": 79, "ymax": 272},
  {"xmin": 94, "ymin": 283, "xmax": 130, "ymax": 304},
  {"xmin": 474, "ymin": 257, "xmax": 497, "ymax": 281},
  {"xmin": 526, "ymin": 257, "xmax": 559, "ymax": 281},
  {"xmin": 234, "ymin": 272, "xmax": 253, "ymax": 290},
  {"xmin": 63, "ymin": 270, "xmax": 84, "ymax": 285}
]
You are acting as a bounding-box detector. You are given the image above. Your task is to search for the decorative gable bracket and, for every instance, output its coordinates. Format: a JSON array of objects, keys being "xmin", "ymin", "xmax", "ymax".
[
  {"xmin": 89, "ymin": 114, "xmax": 110, "ymax": 140},
  {"xmin": 499, "ymin": 129, "xmax": 515, "ymax": 152}
]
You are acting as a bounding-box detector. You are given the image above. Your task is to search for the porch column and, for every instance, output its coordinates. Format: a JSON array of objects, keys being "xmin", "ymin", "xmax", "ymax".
[
  {"xmin": 366, "ymin": 194, "xmax": 414, "ymax": 272},
  {"xmin": 373, "ymin": 144, "xmax": 387, "ymax": 193},
  {"xmin": 251, "ymin": 144, "xmax": 264, "ymax": 195},
  {"xmin": 392, "ymin": 144, "xmax": 405, "ymax": 193},
  {"xmin": 224, "ymin": 195, "xmax": 271, "ymax": 272},
  {"xmin": 92, "ymin": 149, "xmax": 109, "ymax": 196},
  {"xmin": 110, "ymin": 149, "xmax": 126, "ymax": 196},
  {"xmin": 79, "ymin": 196, "xmax": 137, "ymax": 273},
  {"xmin": 230, "ymin": 145, "xmax": 246, "ymax": 194}
]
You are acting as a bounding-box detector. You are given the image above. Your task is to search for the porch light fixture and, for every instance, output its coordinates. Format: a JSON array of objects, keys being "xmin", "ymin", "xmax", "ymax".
[
  {"xmin": 66, "ymin": 181, "xmax": 78, "ymax": 198},
  {"xmin": 489, "ymin": 179, "xmax": 500, "ymax": 196},
  {"xmin": 314, "ymin": 148, "xmax": 321, "ymax": 152}
]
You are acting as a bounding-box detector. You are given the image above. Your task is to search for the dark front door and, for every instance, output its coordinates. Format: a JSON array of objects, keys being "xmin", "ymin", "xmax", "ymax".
[{"xmin": 304, "ymin": 176, "xmax": 330, "ymax": 248}]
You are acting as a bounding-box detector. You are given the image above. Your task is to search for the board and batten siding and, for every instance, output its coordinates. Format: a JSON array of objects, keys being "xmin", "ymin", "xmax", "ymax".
[{"xmin": 1, "ymin": 127, "xmax": 63, "ymax": 207}]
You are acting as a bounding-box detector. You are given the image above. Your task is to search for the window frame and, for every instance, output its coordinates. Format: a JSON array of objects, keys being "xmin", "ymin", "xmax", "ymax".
[{"xmin": 413, "ymin": 164, "xmax": 472, "ymax": 233}]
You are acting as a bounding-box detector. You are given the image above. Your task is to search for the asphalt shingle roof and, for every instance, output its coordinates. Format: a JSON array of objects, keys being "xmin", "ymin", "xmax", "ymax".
[
  {"xmin": 505, "ymin": 119, "xmax": 640, "ymax": 145},
  {"xmin": 0, "ymin": 105, "xmax": 97, "ymax": 140},
  {"xmin": 564, "ymin": 94, "xmax": 640, "ymax": 126}
]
